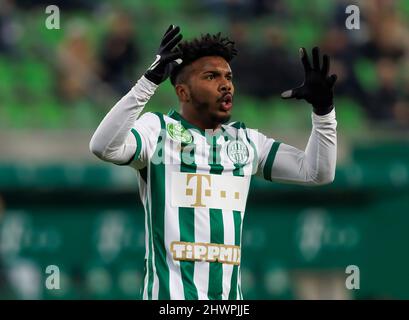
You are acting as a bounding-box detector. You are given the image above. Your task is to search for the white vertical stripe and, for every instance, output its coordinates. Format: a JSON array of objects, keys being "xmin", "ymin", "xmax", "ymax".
[
  {"xmin": 218, "ymin": 135, "xmax": 236, "ymax": 300},
  {"xmin": 193, "ymin": 132, "xmax": 211, "ymax": 299},
  {"xmin": 193, "ymin": 208, "xmax": 211, "ymax": 299},
  {"xmin": 230, "ymin": 127, "xmax": 254, "ymax": 178},
  {"xmin": 221, "ymin": 210, "xmax": 235, "ymax": 300},
  {"xmin": 164, "ymin": 119, "xmax": 185, "ymax": 299}
]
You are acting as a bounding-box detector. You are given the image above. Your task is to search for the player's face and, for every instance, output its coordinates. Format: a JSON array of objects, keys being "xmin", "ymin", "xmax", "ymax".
[{"xmin": 187, "ymin": 56, "xmax": 234, "ymax": 124}]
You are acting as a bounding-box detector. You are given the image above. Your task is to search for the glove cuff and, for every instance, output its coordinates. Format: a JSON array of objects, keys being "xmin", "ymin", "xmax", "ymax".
[
  {"xmin": 312, "ymin": 107, "xmax": 336, "ymax": 123},
  {"xmin": 144, "ymin": 70, "xmax": 162, "ymax": 85},
  {"xmin": 313, "ymin": 105, "xmax": 334, "ymax": 116},
  {"xmin": 128, "ymin": 75, "xmax": 158, "ymax": 103}
]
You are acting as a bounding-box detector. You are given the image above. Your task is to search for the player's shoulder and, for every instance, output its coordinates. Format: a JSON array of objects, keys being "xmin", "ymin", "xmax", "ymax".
[
  {"xmin": 223, "ymin": 121, "xmax": 270, "ymax": 144},
  {"xmin": 223, "ymin": 121, "xmax": 259, "ymax": 136},
  {"xmin": 224, "ymin": 121, "xmax": 247, "ymax": 130},
  {"xmin": 136, "ymin": 111, "xmax": 165, "ymax": 126},
  {"xmin": 134, "ymin": 110, "xmax": 182, "ymax": 132},
  {"xmin": 133, "ymin": 112, "xmax": 166, "ymax": 138},
  {"xmin": 140, "ymin": 110, "xmax": 182, "ymax": 123},
  {"xmin": 222, "ymin": 121, "xmax": 247, "ymax": 137}
]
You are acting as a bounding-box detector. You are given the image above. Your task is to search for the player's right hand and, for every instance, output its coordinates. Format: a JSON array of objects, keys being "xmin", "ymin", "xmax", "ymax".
[
  {"xmin": 281, "ymin": 47, "xmax": 337, "ymax": 115},
  {"xmin": 144, "ymin": 25, "xmax": 183, "ymax": 85}
]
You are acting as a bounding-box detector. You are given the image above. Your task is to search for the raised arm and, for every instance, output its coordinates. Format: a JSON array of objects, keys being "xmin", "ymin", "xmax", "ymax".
[
  {"xmin": 89, "ymin": 76, "xmax": 158, "ymax": 164},
  {"xmin": 89, "ymin": 25, "xmax": 183, "ymax": 165},
  {"xmin": 268, "ymin": 110, "xmax": 337, "ymax": 185},
  {"xmin": 261, "ymin": 47, "xmax": 337, "ymax": 185}
]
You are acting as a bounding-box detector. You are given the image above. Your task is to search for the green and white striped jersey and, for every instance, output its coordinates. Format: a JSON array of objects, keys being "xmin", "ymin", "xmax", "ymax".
[
  {"xmin": 89, "ymin": 76, "xmax": 337, "ymax": 300},
  {"xmin": 131, "ymin": 109, "xmax": 281, "ymax": 300}
]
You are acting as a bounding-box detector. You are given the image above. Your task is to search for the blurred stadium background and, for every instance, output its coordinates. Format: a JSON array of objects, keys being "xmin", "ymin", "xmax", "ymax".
[{"xmin": 0, "ymin": 0, "xmax": 409, "ymax": 299}]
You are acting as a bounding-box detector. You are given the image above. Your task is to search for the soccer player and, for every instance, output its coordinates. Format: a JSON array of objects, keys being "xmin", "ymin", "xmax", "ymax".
[{"xmin": 89, "ymin": 25, "xmax": 337, "ymax": 300}]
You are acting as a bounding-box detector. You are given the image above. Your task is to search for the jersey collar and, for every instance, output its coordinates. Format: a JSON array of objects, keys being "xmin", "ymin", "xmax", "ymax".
[{"xmin": 168, "ymin": 109, "xmax": 226, "ymax": 138}]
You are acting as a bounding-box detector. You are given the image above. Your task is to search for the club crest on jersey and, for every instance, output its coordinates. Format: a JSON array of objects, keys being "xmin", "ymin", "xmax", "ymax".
[
  {"xmin": 167, "ymin": 123, "xmax": 193, "ymax": 144},
  {"xmin": 227, "ymin": 140, "xmax": 249, "ymax": 165}
]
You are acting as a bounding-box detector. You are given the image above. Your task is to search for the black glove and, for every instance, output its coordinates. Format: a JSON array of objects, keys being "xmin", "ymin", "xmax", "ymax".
[
  {"xmin": 144, "ymin": 25, "xmax": 183, "ymax": 85},
  {"xmin": 281, "ymin": 47, "xmax": 337, "ymax": 115}
]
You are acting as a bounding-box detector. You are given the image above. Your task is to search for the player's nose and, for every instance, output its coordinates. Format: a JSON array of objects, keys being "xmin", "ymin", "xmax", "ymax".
[{"xmin": 219, "ymin": 81, "xmax": 232, "ymax": 93}]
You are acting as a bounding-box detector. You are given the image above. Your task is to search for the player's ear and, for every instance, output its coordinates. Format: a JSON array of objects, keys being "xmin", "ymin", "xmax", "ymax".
[{"xmin": 175, "ymin": 83, "xmax": 190, "ymax": 102}]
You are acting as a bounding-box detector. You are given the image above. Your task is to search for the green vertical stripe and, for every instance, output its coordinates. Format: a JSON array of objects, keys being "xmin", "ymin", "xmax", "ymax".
[
  {"xmin": 145, "ymin": 194, "xmax": 154, "ymax": 299},
  {"xmin": 179, "ymin": 138, "xmax": 199, "ymax": 300},
  {"xmin": 263, "ymin": 141, "xmax": 281, "ymax": 181},
  {"xmin": 208, "ymin": 207, "xmax": 224, "ymax": 299},
  {"xmin": 150, "ymin": 112, "xmax": 170, "ymax": 299},
  {"xmin": 131, "ymin": 128, "xmax": 143, "ymax": 161},
  {"xmin": 208, "ymin": 135, "xmax": 224, "ymax": 300},
  {"xmin": 229, "ymin": 211, "xmax": 242, "ymax": 299},
  {"xmin": 228, "ymin": 161, "xmax": 244, "ymax": 300}
]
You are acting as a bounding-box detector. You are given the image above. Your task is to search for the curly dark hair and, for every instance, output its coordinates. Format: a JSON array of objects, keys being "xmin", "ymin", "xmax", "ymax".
[{"xmin": 170, "ymin": 32, "xmax": 238, "ymax": 85}]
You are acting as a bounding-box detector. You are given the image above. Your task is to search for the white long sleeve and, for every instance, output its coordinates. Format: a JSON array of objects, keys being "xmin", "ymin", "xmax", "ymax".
[
  {"xmin": 89, "ymin": 76, "xmax": 158, "ymax": 164},
  {"xmin": 270, "ymin": 109, "xmax": 337, "ymax": 185}
]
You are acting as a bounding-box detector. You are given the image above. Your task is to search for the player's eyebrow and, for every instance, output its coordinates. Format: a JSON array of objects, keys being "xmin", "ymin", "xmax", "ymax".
[{"xmin": 202, "ymin": 70, "xmax": 233, "ymax": 77}]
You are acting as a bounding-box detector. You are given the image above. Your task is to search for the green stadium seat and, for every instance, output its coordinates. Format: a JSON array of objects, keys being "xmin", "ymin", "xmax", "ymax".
[
  {"xmin": 286, "ymin": 0, "xmax": 308, "ymax": 15},
  {"xmin": 67, "ymin": 100, "xmax": 101, "ymax": 129},
  {"xmin": 3, "ymin": 102, "xmax": 31, "ymax": 129},
  {"xmin": 19, "ymin": 60, "xmax": 53, "ymax": 88},
  {"xmin": 313, "ymin": 0, "xmax": 334, "ymax": 17},
  {"xmin": 286, "ymin": 0, "xmax": 334, "ymax": 18},
  {"xmin": 231, "ymin": 95, "xmax": 262, "ymax": 128},
  {"xmin": 397, "ymin": 0, "xmax": 409, "ymax": 17},
  {"xmin": 268, "ymin": 98, "xmax": 301, "ymax": 130},
  {"xmin": 0, "ymin": 57, "xmax": 18, "ymax": 103},
  {"xmin": 35, "ymin": 100, "xmax": 65, "ymax": 129},
  {"xmin": 158, "ymin": 0, "xmax": 184, "ymax": 12},
  {"xmin": 285, "ymin": 20, "xmax": 323, "ymax": 50},
  {"xmin": 36, "ymin": 13, "xmax": 65, "ymax": 49},
  {"xmin": 14, "ymin": 60, "xmax": 54, "ymax": 103},
  {"xmin": 354, "ymin": 59, "xmax": 379, "ymax": 92},
  {"xmin": 335, "ymin": 97, "xmax": 367, "ymax": 132}
]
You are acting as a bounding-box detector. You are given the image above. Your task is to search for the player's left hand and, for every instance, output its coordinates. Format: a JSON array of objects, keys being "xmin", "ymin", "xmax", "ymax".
[
  {"xmin": 281, "ymin": 47, "xmax": 337, "ymax": 115},
  {"xmin": 144, "ymin": 24, "xmax": 183, "ymax": 85}
]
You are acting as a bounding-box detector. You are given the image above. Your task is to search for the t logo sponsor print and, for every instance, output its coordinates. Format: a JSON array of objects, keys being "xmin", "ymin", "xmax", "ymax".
[
  {"xmin": 172, "ymin": 172, "xmax": 249, "ymax": 211},
  {"xmin": 185, "ymin": 174, "xmax": 212, "ymax": 207}
]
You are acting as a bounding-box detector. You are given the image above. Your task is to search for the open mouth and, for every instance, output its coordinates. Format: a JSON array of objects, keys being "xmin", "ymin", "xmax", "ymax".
[{"xmin": 220, "ymin": 94, "xmax": 233, "ymax": 111}]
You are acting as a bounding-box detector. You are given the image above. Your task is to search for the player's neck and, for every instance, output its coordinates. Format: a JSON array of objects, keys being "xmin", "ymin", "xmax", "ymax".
[{"xmin": 179, "ymin": 108, "xmax": 221, "ymax": 132}]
